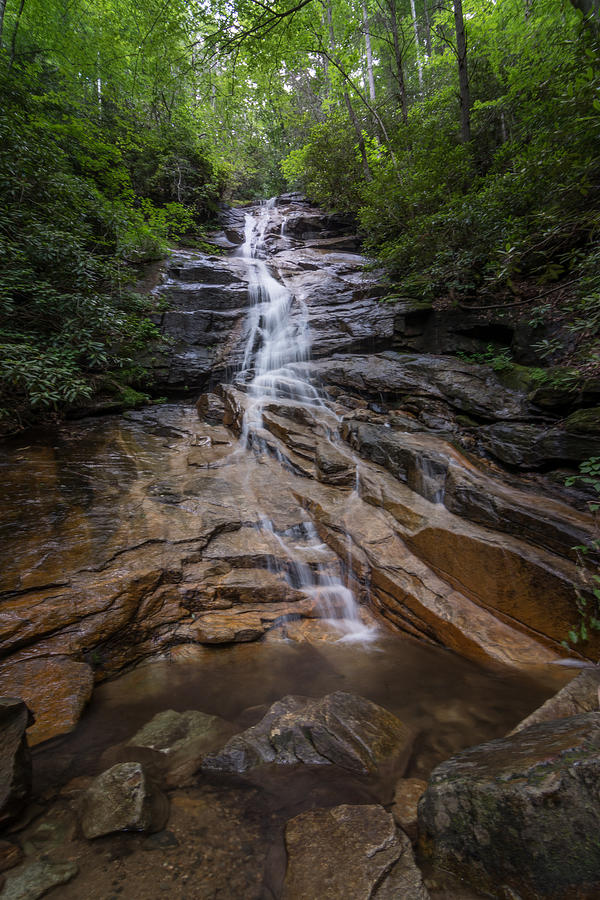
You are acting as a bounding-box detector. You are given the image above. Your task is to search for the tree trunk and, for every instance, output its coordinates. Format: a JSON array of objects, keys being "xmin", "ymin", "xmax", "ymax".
[
  {"xmin": 453, "ymin": 0, "xmax": 471, "ymax": 143},
  {"xmin": 388, "ymin": 0, "xmax": 408, "ymax": 123},
  {"xmin": 0, "ymin": 0, "xmax": 8, "ymax": 48},
  {"xmin": 409, "ymin": 0, "xmax": 423, "ymax": 90},
  {"xmin": 423, "ymin": 0, "xmax": 432, "ymax": 55},
  {"xmin": 327, "ymin": 2, "xmax": 372, "ymax": 180},
  {"xmin": 362, "ymin": 1, "xmax": 376, "ymax": 102},
  {"xmin": 8, "ymin": 0, "xmax": 26, "ymax": 70}
]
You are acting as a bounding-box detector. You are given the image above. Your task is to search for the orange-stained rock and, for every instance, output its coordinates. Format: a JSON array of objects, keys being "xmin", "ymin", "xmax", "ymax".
[
  {"xmin": 392, "ymin": 778, "xmax": 428, "ymax": 843},
  {"xmin": 0, "ymin": 658, "xmax": 93, "ymax": 745}
]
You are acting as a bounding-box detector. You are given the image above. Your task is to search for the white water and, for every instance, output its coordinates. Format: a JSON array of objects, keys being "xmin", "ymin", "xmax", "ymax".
[{"xmin": 237, "ymin": 200, "xmax": 377, "ymax": 643}]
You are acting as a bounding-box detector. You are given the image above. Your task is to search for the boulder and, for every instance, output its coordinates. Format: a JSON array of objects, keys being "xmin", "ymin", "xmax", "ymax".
[
  {"xmin": 283, "ymin": 805, "xmax": 429, "ymax": 900},
  {"xmin": 127, "ymin": 709, "xmax": 236, "ymax": 786},
  {"xmin": 0, "ymin": 698, "xmax": 34, "ymax": 826},
  {"xmin": 418, "ymin": 712, "xmax": 600, "ymax": 898},
  {"xmin": 79, "ymin": 762, "xmax": 169, "ymax": 839},
  {"xmin": 202, "ymin": 691, "xmax": 414, "ymax": 777},
  {"xmin": 1, "ymin": 861, "xmax": 78, "ymax": 900}
]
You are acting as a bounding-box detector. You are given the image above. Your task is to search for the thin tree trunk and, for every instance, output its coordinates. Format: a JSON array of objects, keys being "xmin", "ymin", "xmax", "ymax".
[
  {"xmin": 0, "ymin": 0, "xmax": 7, "ymax": 48},
  {"xmin": 409, "ymin": 0, "xmax": 423, "ymax": 89},
  {"xmin": 362, "ymin": 1, "xmax": 376, "ymax": 102},
  {"xmin": 423, "ymin": 0, "xmax": 432, "ymax": 55},
  {"xmin": 8, "ymin": 0, "xmax": 26, "ymax": 70},
  {"xmin": 321, "ymin": 10, "xmax": 330, "ymax": 94},
  {"xmin": 388, "ymin": 0, "xmax": 408, "ymax": 123},
  {"xmin": 327, "ymin": 2, "xmax": 372, "ymax": 180},
  {"xmin": 453, "ymin": 0, "xmax": 471, "ymax": 142}
]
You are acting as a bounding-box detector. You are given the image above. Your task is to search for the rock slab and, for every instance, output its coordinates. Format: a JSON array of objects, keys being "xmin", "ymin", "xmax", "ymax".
[
  {"xmin": 418, "ymin": 711, "xmax": 600, "ymax": 898},
  {"xmin": 79, "ymin": 762, "xmax": 169, "ymax": 839},
  {"xmin": 283, "ymin": 804, "xmax": 429, "ymax": 899},
  {"xmin": 203, "ymin": 691, "xmax": 413, "ymax": 776},
  {"xmin": 0, "ymin": 698, "xmax": 33, "ymax": 826}
]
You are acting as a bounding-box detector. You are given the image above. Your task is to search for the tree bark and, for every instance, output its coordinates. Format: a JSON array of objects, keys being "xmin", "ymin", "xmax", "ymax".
[
  {"xmin": 423, "ymin": 0, "xmax": 432, "ymax": 55},
  {"xmin": 0, "ymin": 0, "xmax": 8, "ymax": 48},
  {"xmin": 362, "ymin": 1, "xmax": 376, "ymax": 102},
  {"xmin": 388, "ymin": 0, "xmax": 408, "ymax": 123},
  {"xmin": 453, "ymin": 0, "xmax": 471, "ymax": 143},
  {"xmin": 8, "ymin": 0, "xmax": 26, "ymax": 70},
  {"xmin": 409, "ymin": 0, "xmax": 423, "ymax": 89},
  {"xmin": 327, "ymin": 2, "xmax": 372, "ymax": 180}
]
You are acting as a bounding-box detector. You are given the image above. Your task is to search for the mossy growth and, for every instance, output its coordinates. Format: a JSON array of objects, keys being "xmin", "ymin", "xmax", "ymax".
[{"xmin": 563, "ymin": 407, "xmax": 600, "ymax": 434}]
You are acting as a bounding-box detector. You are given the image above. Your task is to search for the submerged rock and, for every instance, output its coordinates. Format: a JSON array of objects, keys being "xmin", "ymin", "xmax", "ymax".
[
  {"xmin": 203, "ymin": 691, "xmax": 413, "ymax": 776},
  {"xmin": 283, "ymin": 804, "xmax": 429, "ymax": 899},
  {"xmin": 418, "ymin": 711, "xmax": 600, "ymax": 898},
  {"xmin": 79, "ymin": 762, "xmax": 169, "ymax": 839},
  {"xmin": 127, "ymin": 709, "xmax": 236, "ymax": 786},
  {"xmin": 0, "ymin": 698, "xmax": 33, "ymax": 826},
  {"xmin": 1, "ymin": 861, "xmax": 78, "ymax": 900}
]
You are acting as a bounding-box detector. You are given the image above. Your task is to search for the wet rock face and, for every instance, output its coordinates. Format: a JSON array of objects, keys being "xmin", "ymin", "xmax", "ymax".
[
  {"xmin": 0, "ymin": 698, "xmax": 33, "ymax": 826},
  {"xmin": 0, "ymin": 196, "xmax": 598, "ymax": 747},
  {"xmin": 418, "ymin": 712, "xmax": 600, "ymax": 898},
  {"xmin": 149, "ymin": 202, "xmax": 389, "ymax": 392},
  {"xmin": 203, "ymin": 691, "xmax": 414, "ymax": 777},
  {"xmin": 283, "ymin": 804, "xmax": 429, "ymax": 900},
  {"xmin": 79, "ymin": 762, "xmax": 169, "ymax": 839}
]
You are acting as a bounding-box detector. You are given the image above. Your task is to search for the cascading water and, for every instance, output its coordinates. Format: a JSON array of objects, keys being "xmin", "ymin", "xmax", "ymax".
[{"xmin": 236, "ymin": 200, "xmax": 376, "ymax": 642}]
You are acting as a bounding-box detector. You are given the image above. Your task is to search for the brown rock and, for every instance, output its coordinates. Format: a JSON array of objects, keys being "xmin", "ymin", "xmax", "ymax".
[
  {"xmin": 315, "ymin": 440, "xmax": 356, "ymax": 486},
  {"xmin": 0, "ymin": 841, "xmax": 23, "ymax": 873},
  {"xmin": 195, "ymin": 392, "xmax": 226, "ymax": 424},
  {"xmin": 0, "ymin": 698, "xmax": 33, "ymax": 826},
  {"xmin": 127, "ymin": 709, "xmax": 237, "ymax": 787},
  {"xmin": 511, "ymin": 667, "xmax": 600, "ymax": 734},
  {"xmin": 79, "ymin": 762, "xmax": 169, "ymax": 839},
  {"xmin": 392, "ymin": 778, "xmax": 428, "ymax": 843},
  {"xmin": 0, "ymin": 658, "xmax": 93, "ymax": 746},
  {"xmin": 283, "ymin": 805, "xmax": 429, "ymax": 899}
]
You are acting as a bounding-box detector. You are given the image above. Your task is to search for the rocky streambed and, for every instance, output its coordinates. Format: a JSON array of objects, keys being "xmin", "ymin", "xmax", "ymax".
[{"xmin": 1, "ymin": 196, "xmax": 599, "ymax": 898}]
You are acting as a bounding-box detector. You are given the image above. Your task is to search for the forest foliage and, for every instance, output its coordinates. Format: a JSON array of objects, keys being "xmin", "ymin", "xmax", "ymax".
[{"xmin": 0, "ymin": 0, "xmax": 599, "ymax": 428}]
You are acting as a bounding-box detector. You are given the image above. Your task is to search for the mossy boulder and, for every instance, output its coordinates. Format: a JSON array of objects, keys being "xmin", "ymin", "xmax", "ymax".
[
  {"xmin": 563, "ymin": 407, "xmax": 600, "ymax": 435},
  {"xmin": 418, "ymin": 712, "xmax": 600, "ymax": 899}
]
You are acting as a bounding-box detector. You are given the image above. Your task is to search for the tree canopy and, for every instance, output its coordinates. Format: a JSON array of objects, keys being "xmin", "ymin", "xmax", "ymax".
[{"xmin": 1, "ymin": 0, "xmax": 599, "ymax": 428}]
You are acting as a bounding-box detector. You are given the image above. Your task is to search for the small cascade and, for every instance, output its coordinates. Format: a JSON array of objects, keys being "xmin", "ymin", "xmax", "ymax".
[{"xmin": 237, "ymin": 200, "xmax": 376, "ymax": 643}]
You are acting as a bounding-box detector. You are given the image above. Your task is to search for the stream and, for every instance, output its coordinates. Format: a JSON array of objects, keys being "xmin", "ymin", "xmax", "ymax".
[{"xmin": 0, "ymin": 197, "xmax": 583, "ymax": 898}]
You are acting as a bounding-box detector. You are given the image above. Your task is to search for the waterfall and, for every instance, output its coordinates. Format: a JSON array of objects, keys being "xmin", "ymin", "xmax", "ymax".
[{"xmin": 236, "ymin": 201, "xmax": 377, "ymax": 643}]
